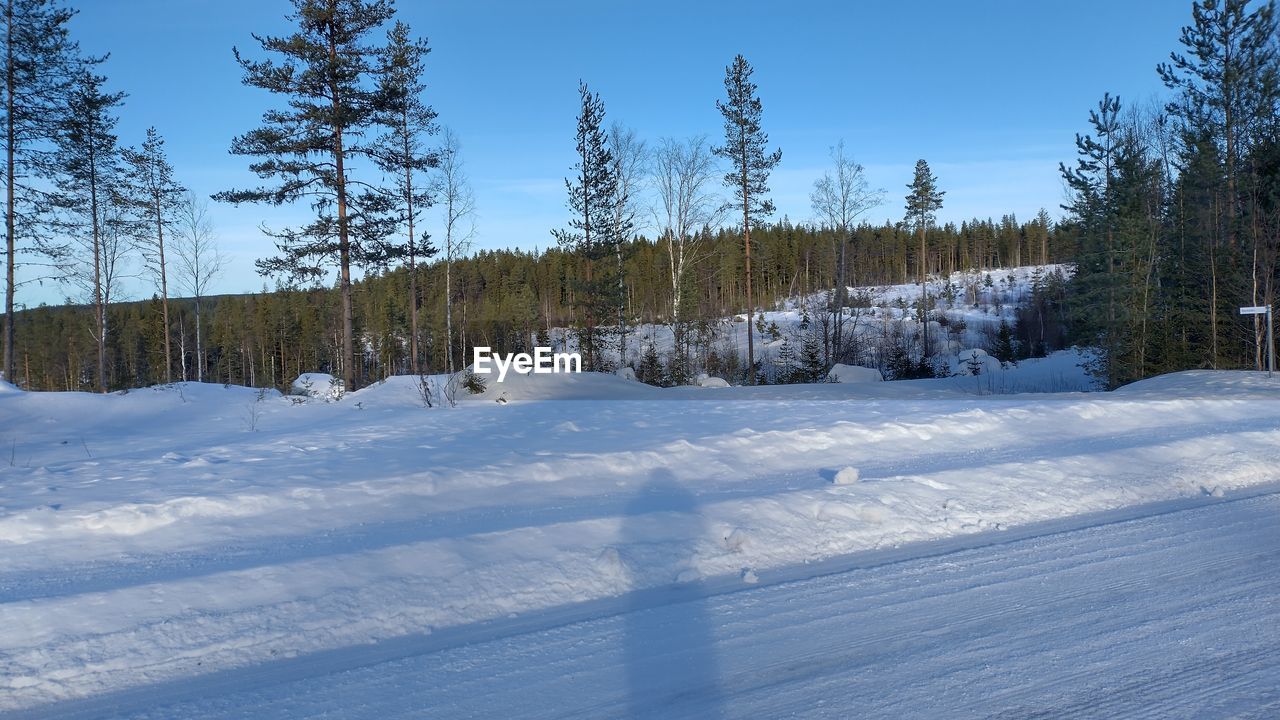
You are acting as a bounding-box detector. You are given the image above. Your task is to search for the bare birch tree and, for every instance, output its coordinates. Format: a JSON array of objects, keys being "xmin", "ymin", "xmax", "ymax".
[
  {"xmin": 653, "ymin": 135, "xmax": 721, "ymax": 378},
  {"xmin": 608, "ymin": 122, "xmax": 645, "ymax": 365},
  {"xmin": 172, "ymin": 191, "xmax": 223, "ymax": 382},
  {"xmin": 436, "ymin": 127, "xmax": 475, "ymax": 373},
  {"xmin": 811, "ymin": 140, "xmax": 883, "ymax": 364}
]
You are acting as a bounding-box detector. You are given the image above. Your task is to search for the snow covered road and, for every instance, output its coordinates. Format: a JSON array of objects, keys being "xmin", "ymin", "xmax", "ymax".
[{"xmin": 19, "ymin": 486, "xmax": 1280, "ymax": 719}]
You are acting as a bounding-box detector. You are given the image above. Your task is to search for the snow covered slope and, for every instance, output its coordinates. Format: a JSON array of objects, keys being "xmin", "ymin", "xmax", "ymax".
[{"xmin": 1, "ymin": 369, "xmax": 1278, "ymax": 714}]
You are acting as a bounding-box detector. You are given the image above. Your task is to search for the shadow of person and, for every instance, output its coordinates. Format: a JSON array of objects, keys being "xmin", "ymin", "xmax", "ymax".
[{"xmin": 622, "ymin": 469, "xmax": 723, "ymax": 719}]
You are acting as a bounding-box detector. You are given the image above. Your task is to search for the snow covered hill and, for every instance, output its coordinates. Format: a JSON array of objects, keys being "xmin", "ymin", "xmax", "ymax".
[
  {"xmin": 564, "ymin": 263, "xmax": 1081, "ymax": 387},
  {"xmin": 2, "ymin": 368, "xmax": 1279, "ymax": 714}
]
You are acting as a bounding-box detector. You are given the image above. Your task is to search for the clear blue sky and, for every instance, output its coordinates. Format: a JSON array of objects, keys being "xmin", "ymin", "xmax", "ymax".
[{"xmin": 25, "ymin": 0, "xmax": 1192, "ymax": 305}]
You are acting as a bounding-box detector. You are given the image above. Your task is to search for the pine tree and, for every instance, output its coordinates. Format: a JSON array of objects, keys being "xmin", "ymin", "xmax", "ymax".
[
  {"xmin": 552, "ymin": 82, "xmax": 620, "ymax": 372},
  {"xmin": 2, "ymin": 0, "xmax": 83, "ymax": 383},
  {"xmin": 800, "ymin": 325, "xmax": 825, "ymax": 382},
  {"xmin": 51, "ymin": 67, "xmax": 126, "ymax": 393},
  {"xmin": 374, "ymin": 20, "xmax": 438, "ymax": 375},
  {"xmin": 905, "ymin": 159, "xmax": 944, "ymax": 358},
  {"xmin": 121, "ymin": 127, "xmax": 185, "ymax": 384},
  {"xmin": 714, "ymin": 54, "xmax": 781, "ymax": 385},
  {"xmin": 1159, "ymin": 0, "xmax": 1279, "ymax": 370},
  {"xmin": 637, "ymin": 341, "xmax": 664, "ymax": 386},
  {"xmin": 215, "ymin": 0, "xmax": 400, "ymax": 392}
]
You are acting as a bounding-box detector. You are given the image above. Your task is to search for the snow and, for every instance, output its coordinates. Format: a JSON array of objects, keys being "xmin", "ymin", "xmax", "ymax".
[
  {"xmin": 694, "ymin": 373, "xmax": 730, "ymax": 388},
  {"xmin": 833, "ymin": 466, "xmax": 861, "ymax": 485},
  {"xmin": 827, "ymin": 363, "xmax": 882, "ymax": 383},
  {"xmin": 2, "ymin": 364, "xmax": 1279, "ymax": 714},
  {"xmin": 290, "ymin": 373, "xmax": 344, "ymax": 401},
  {"xmin": 951, "ymin": 347, "xmax": 1002, "ymax": 376},
  {"xmin": 80, "ymin": 490, "xmax": 1280, "ymax": 719},
  {"xmin": 605, "ymin": 264, "xmax": 1074, "ymax": 376}
]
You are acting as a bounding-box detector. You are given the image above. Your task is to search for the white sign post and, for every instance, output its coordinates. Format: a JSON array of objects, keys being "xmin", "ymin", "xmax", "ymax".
[{"xmin": 1240, "ymin": 305, "xmax": 1274, "ymax": 378}]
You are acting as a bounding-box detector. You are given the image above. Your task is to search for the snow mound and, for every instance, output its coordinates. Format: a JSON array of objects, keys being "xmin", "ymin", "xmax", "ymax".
[
  {"xmin": 471, "ymin": 370, "xmax": 662, "ymax": 402},
  {"xmin": 827, "ymin": 364, "xmax": 882, "ymax": 384},
  {"xmin": 952, "ymin": 349, "xmax": 1002, "ymax": 376},
  {"xmin": 291, "ymin": 373, "xmax": 345, "ymax": 401},
  {"xmin": 833, "ymin": 466, "xmax": 861, "ymax": 485}
]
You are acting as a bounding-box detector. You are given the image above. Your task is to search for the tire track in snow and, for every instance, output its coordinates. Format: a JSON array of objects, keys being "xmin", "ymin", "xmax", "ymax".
[
  {"xmin": 9, "ymin": 489, "xmax": 1280, "ymax": 719},
  {"xmin": 2, "ymin": 413, "xmax": 1275, "ymax": 605}
]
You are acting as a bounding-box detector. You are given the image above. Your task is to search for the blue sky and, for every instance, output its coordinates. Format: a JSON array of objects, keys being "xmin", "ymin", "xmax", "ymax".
[{"xmin": 24, "ymin": 0, "xmax": 1192, "ymax": 305}]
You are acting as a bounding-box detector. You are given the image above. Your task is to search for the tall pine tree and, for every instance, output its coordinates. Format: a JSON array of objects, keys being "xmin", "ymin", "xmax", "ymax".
[
  {"xmin": 552, "ymin": 82, "xmax": 620, "ymax": 372},
  {"xmin": 714, "ymin": 54, "xmax": 781, "ymax": 384},
  {"xmin": 51, "ymin": 66, "xmax": 125, "ymax": 393},
  {"xmin": 2, "ymin": 0, "xmax": 83, "ymax": 384},
  {"xmin": 373, "ymin": 20, "xmax": 437, "ymax": 375},
  {"xmin": 904, "ymin": 159, "xmax": 944, "ymax": 358},
  {"xmin": 121, "ymin": 127, "xmax": 185, "ymax": 384},
  {"xmin": 216, "ymin": 0, "xmax": 400, "ymax": 391}
]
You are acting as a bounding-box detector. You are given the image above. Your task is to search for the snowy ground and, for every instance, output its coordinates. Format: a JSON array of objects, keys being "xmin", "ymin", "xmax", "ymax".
[{"xmin": 1, "ymin": 366, "xmax": 1279, "ymax": 716}]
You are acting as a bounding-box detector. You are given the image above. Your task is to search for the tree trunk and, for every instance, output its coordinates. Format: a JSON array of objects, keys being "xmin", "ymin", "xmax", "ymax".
[
  {"xmin": 742, "ymin": 163, "xmax": 754, "ymax": 385},
  {"xmin": 195, "ymin": 295, "xmax": 203, "ymax": 382},
  {"xmin": 403, "ymin": 109, "xmax": 419, "ymax": 376},
  {"xmin": 3, "ymin": 0, "xmax": 15, "ymax": 383},
  {"xmin": 329, "ymin": 28, "xmax": 355, "ymax": 392},
  {"xmin": 919, "ymin": 225, "xmax": 928, "ymax": 358},
  {"xmin": 155, "ymin": 195, "xmax": 171, "ymax": 383}
]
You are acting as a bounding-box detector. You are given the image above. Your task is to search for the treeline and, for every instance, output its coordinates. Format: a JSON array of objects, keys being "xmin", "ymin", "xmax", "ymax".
[
  {"xmin": 1060, "ymin": 0, "xmax": 1280, "ymax": 388},
  {"xmin": 10, "ymin": 215, "xmax": 1069, "ymax": 391}
]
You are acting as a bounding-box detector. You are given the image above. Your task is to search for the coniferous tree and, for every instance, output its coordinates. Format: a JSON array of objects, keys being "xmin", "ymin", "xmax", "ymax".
[
  {"xmin": 374, "ymin": 20, "xmax": 438, "ymax": 375},
  {"xmin": 1159, "ymin": 0, "xmax": 1279, "ymax": 369},
  {"xmin": 2, "ymin": 0, "xmax": 83, "ymax": 383},
  {"xmin": 121, "ymin": 127, "xmax": 185, "ymax": 383},
  {"xmin": 216, "ymin": 0, "xmax": 400, "ymax": 391},
  {"xmin": 904, "ymin": 159, "xmax": 944, "ymax": 358},
  {"xmin": 52, "ymin": 67, "xmax": 126, "ymax": 393},
  {"xmin": 714, "ymin": 54, "xmax": 781, "ymax": 385},
  {"xmin": 552, "ymin": 81, "xmax": 620, "ymax": 372}
]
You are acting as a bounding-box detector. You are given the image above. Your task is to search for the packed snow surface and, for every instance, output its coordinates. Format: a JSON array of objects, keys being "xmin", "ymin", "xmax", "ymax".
[{"xmin": 1, "ymin": 366, "xmax": 1279, "ymax": 716}]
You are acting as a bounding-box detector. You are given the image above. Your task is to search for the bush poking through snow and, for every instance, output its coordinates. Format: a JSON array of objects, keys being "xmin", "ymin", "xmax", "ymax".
[
  {"xmin": 463, "ymin": 370, "xmax": 487, "ymax": 395},
  {"xmin": 416, "ymin": 375, "xmax": 436, "ymax": 408}
]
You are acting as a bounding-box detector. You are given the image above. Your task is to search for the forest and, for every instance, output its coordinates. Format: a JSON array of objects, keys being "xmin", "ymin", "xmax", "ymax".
[{"xmin": 2, "ymin": 0, "xmax": 1277, "ymax": 392}]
